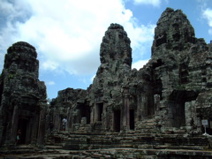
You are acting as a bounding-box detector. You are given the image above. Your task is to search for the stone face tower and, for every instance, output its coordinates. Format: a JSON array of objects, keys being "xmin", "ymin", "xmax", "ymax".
[
  {"xmin": 89, "ymin": 24, "xmax": 133, "ymax": 131},
  {"xmin": 0, "ymin": 42, "xmax": 47, "ymax": 146},
  {"xmin": 99, "ymin": 23, "xmax": 132, "ymax": 67},
  {"xmin": 148, "ymin": 8, "xmax": 211, "ymax": 132},
  {"xmin": 152, "ymin": 7, "xmax": 196, "ymax": 55}
]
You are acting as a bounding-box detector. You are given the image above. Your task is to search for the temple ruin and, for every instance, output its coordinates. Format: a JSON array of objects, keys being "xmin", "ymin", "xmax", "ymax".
[
  {"xmin": 0, "ymin": 42, "xmax": 47, "ymax": 147},
  {"xmin": 50, "ymin": 8, "xmax": 212, "ymax": 135},
  {"xmin": 1, "ymin": 7, "xmax": 212, "ymax": 158}
]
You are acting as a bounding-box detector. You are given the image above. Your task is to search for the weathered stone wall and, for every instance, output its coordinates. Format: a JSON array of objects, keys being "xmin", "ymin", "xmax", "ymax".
[
  {"xmin": 49, "ymin": 88, "xmax": 88, "ymax": 132},
  {"xmin": 49, "ymin": 8, "xmax": 212, "ymax": 136},
  {"xmin": 0, "ymin": 42, "xmax": 47, "ymax": 147},
  {"xmin": 148, "ymin": 8, "xmax": 212, "ymax": 134}
]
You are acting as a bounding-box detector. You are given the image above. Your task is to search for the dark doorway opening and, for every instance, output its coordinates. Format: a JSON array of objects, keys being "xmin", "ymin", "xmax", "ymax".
[
  {"xmin": 147, "ymin": 96, "xmax": 155, "ymax": 117},
  {"xmin": 77, "ymin": 103, "xmax": 91, "ymax": 124},
  {"xmin": 169, "ymin": 90, "xmax": 198, "ymax": 128},
  {"xmin": 114, "ymin": 109, "xmax": 121, "ymax": 132},
  {"xmin": 171, "ymin": 101, "xmax": 185, "ymax": 128},
  {"xmin": 205, "ymin": 119, "xmax": 212, "ymax": 135},
  {"xmin": 130, "ymin": 109, "xmax": 135, "ymax": 130},
  {"xmin": 97, "ymin": 103, "xmax": 103, "ymax": 121},
  {"xmin": 17, "ymin": 118, "xmax": 28, "ymax": 144}
]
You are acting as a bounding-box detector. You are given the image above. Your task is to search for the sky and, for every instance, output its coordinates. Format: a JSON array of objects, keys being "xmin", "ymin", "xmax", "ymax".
[{"xmin": 0, "ymin": 0, "xmax": 212, "ymax": 99}]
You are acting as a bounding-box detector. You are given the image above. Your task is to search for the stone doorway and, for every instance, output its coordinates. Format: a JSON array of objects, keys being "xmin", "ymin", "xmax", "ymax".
[
  {"xmin": 77, "ymin": 103, "xmax": 91, "ymax": 124},
  {"xmin": 113, "ymin": 109, "xmax": 121, "ymax": 132},
  {"xmin": 205, "ymin": 119, "xmax": 212, "ymax": 135},
  {"xmin": 17, "ymin": 117, "xmax": 28, "ymax": 144},
  {"xmin": 97, "ymin": 103, "xmax": 103, "ymax": 121},
  {"xmin": 169, "ymin": 90, "xmax": 198, "ymax": 128},
  {"xmin": 129, "ymin": 109, "xmax": 135, "ymax": 130},
  {"xmin": 171, "ymin": 101, "xmax": 186, "ymax": 128}
]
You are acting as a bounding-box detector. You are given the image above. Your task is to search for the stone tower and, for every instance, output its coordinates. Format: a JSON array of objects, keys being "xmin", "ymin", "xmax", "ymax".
[
  {"xmin": 152, "ymin": 7, "xmax": 196, "ymax": 55},
  {"xmin": 148, "ymin": 8, "xmax": 211, "ymax": 133},
  {"xmin": 0, "ymin": 42, "xmax": 47, "ymax": 146},
  {"xmin": 89, "ymin": 23, "xmax": 133, "ymax": 132}
]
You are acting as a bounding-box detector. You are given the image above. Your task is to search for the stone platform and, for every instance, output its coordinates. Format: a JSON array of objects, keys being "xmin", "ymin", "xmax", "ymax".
[
  {"xmin": 1, "ymin": 147, "xmax": 212, "ymax": 159},
  {"xmin": 1, "ymin": 131, "xmax": 212, "ymax": 159}
]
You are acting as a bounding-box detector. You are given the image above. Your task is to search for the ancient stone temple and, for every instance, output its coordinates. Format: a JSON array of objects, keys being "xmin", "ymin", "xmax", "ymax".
[
  {"xmin": 149, "ymin": 7, "xmax": 212, "ymax": 134},
  {"xmin": 0, "ymin": 42, "xmax": 47, "ymax": 147},
  {"xmin": 2, "ymin": 7, "xmax": 212, "ymax": 158},
  {"xmin": 50, "ymin": 8, "xmax": 212, "ymax": 138}
]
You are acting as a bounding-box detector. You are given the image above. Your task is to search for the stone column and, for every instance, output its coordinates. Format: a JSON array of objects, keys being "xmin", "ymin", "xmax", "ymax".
[
  {"xmin": 90, "ymin": 106, "xmax": 94, "ymax": 124},
  {"xmin": 154, "ymin": 94, "xmax": 161, "ymax": 112},
  {"xmin": 122, "ymin": 87, "xmax": 130, "ymax": 131},
  {"xmin": 54, "ymin": 110, "xmax": 60, "ymax": 131},
  {"xmin": 31, "ymin": 115, "xmax": 39, "ymax": 145},
  {"xmin": 37, "ymin": 104, "xmax": 46, "ymax": 145},
  {"xmin": 10, "ymin": 104, "xmax": 19, "ymax": 145},
  {"xmin": 94, "ymin": 103, "xmax": 99, "ymax": 122}
]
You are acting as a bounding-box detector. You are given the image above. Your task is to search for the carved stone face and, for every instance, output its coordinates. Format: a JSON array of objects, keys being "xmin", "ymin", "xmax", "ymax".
[
  {"xmin": 100, "ymin": 23, "xmax": 132, "ymax": 67},
  {"xmin": 152, "ymin": 8, "xmax": 195, "ymax": 54}
]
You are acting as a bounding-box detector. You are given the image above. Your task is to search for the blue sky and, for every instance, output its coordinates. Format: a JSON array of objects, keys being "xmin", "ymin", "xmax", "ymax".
[{"xmin": 0, "ymin": 0, "xmax": 212, "ymax": 99}]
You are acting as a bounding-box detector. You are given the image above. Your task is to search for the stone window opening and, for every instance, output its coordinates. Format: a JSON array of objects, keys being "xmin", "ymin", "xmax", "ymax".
[{"xmin": 179, "ymin": 64, "xmax": 189, "ymax": 84}]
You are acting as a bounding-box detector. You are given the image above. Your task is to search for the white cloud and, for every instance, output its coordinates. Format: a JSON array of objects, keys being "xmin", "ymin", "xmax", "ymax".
[
  {"xmin": 133, "ymin": 0, "xmax": 161, "ymax": 7},
  {"xmin": 46, "ymin": 81, "xmax": 55, "ymax": 86},
  {"xmin": 132, "ymin": 59, "xmax": 149, "ymax": 70},
  {"xmin": 0, "ymin": 0, "xmax": 154, "ymax": 76},
  {"xmin": 90, "ymin": 74, "xmax": 96, "ymax": 83},
  {"xmin": 41, "ymin": 60, "xmax": 59, "ymax": 71},
  {"xmin": 203, "ymin": 8, "xmax": 212, "ymax": 35}
]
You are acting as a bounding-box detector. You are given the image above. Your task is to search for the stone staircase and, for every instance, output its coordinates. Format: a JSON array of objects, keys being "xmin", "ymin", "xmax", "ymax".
[
  {"xmin": 135, "ymin": 118, "xmax": 159, "ymax": 133},
  {"xmin": 1, "ymin": 131, "xmax": 212, "ymax": 159},
  {"xmin": 2, "ymin": 122, "xmax": 211, "ymax": 159},
  {"xmin": 43, "ymin": 130, "xmax": 212, "ymax": 158},
  {"xmin": 47, "ymin": 129, "xmax": 210, "ymax": 151}
]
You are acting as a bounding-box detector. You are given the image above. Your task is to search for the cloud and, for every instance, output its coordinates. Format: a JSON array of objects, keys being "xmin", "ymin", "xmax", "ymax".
[
  {"xmin": 46, "ymin": 81, "xmax": 55, "ymax": 86},
  {"xmin": 41, "ymin": 60, "xmax": 59, "ymax": 71},
  {"xmin": 0, "ymin": 0, "xmax": 154, "ymax": 76},
  {"xmin": 133, "ymin": 0, "xmax": 161, "ymax": 7},
  {"xmin": 132, "ymin": 59, "xmax": 149, "ymax": 70},
  {"xmin": 203, "ymin": 8, "xmax": 212, "ymax": 35}
]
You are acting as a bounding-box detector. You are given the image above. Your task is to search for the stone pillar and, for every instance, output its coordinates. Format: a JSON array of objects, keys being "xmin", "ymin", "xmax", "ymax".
[
  {"xmin": 122, "ymin": 87, "xmax": 130, "ymax": 131},
  {"xmin": 37, "ymin": 105, "xmax": 46, "ymax": 145},
  {"xmin": 31, "ymin": 115, "xmax": 39, "ymax": 145},
  {"xmin": 67, "ymin": 108, "xmax": 71, "ymax": 131},
  {"xmin": 53, "ymin": 111, "xmax": 60, "ymax": 131},
  {"xmin": 154, "ymin": 94, "xmax": 161, "ymax": 112},
  {"xmin": 90, "ymin": 106, "xmax": 94, "ymax": 124},
  {"xmin": 10, "ymin": 104, "xmax": 19, "ymax": 145},
  {"xmin": 141, "ymin": 96, "xmax": 147, "ymax": 119},
  {"xmin": 26, "ymin": 117, "xmax": 33, "ymax": 144},
  {"xmin": 94, "ymin": 103, "xmax": 98, "ymax": 122}
]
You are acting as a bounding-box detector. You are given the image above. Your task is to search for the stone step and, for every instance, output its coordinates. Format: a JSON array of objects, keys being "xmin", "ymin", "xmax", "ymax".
[
  {"xmin": 153, "ymin": 145, "xmax": 205, "ymax": 150},
  {"xmin": 142, "ymin": 155, "xmax": 157, "ymax": 159},
  {"xmin": 47, "ymin": 130, "xmax": 210, "ymax": 151},
  {"xmin": 45, "ymin": 145, "xmax": 63, "ymax": 149}
]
